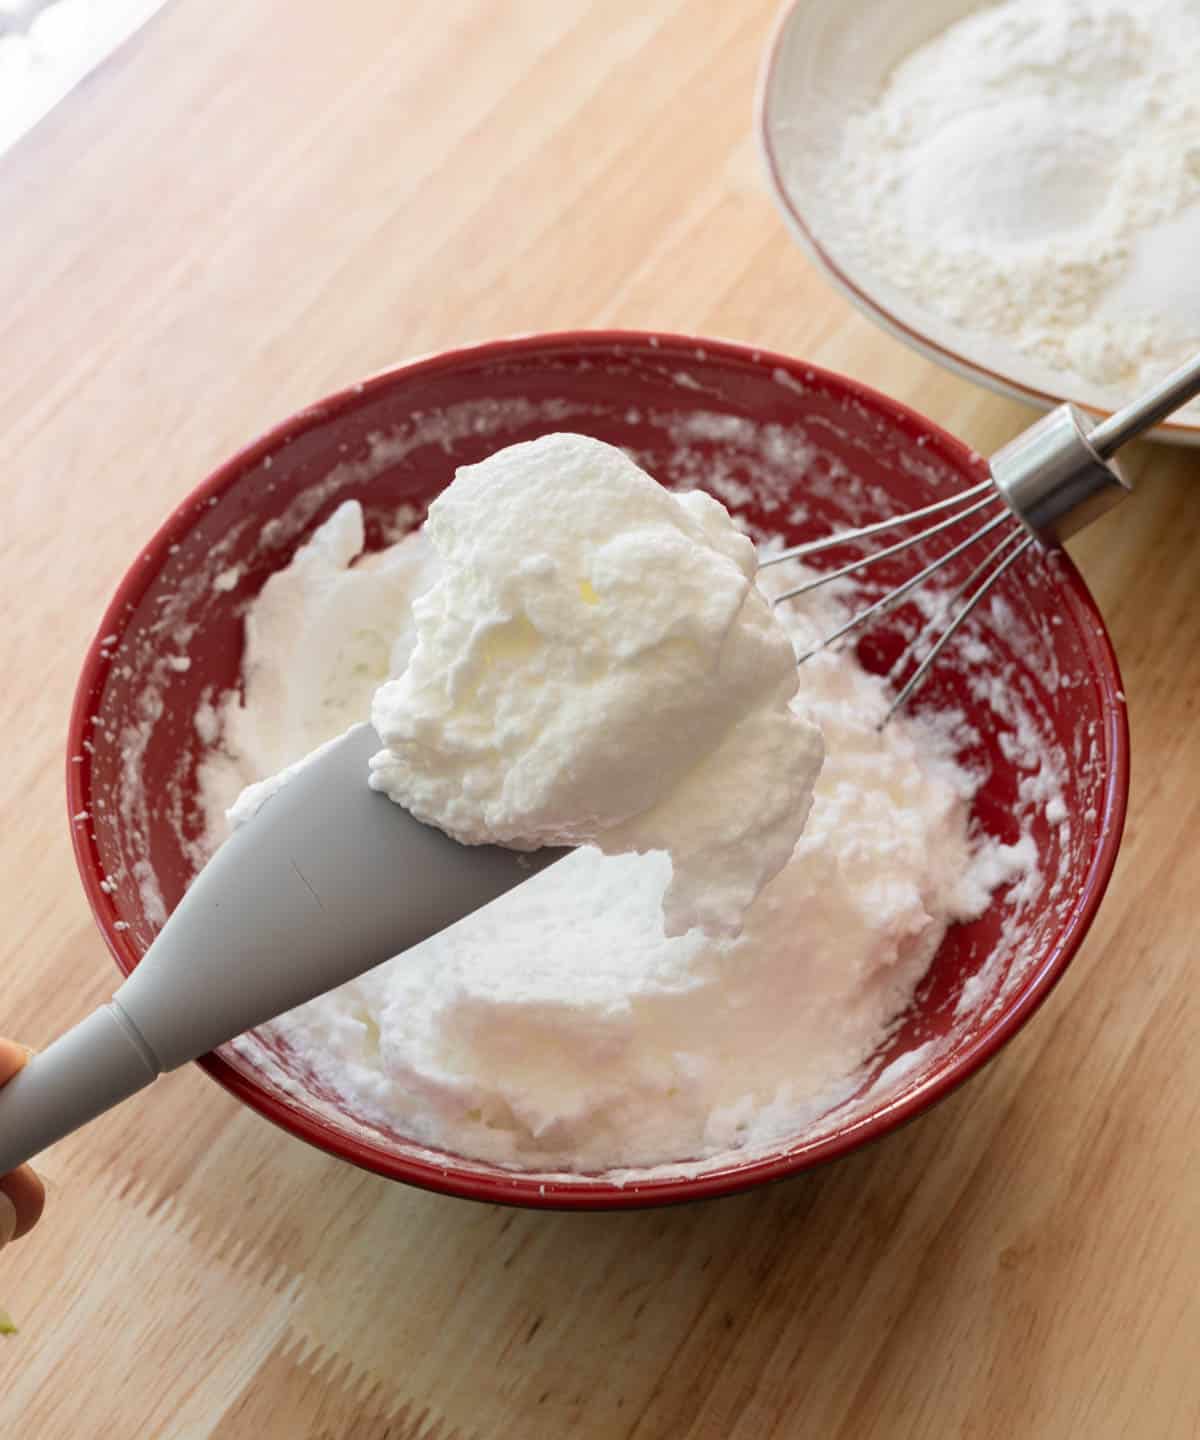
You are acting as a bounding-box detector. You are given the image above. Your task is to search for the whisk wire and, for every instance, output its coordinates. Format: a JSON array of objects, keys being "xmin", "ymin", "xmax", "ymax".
[
  {"xmin": 789, "ymin": 508, "xmax": 1016, "ymax": 664},
  {"xmin": 760, "ymin": 479, "xmax": 998, "ymax": 569},
  {"xmin": 771, "ymin": 490, "xmax": 1002, "ymax": 604},
  {"xmin": 884, "ymin": 529, "xmax": 1035, "ymax": 721}
]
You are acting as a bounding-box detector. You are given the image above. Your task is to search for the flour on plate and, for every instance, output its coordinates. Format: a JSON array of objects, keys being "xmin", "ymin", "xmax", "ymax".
[{"xmin": 820, "ymin": 0, "xmax": 1200, "ymax": 415}]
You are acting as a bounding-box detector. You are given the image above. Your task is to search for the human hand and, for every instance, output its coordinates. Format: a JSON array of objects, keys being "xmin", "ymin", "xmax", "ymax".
[{"xmin": 1, "ymin": 1040, "xmax": 46, "ymax": 1252}]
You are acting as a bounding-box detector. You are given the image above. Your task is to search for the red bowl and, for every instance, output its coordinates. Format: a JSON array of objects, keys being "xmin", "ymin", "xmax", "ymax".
[{"xmin": 67, "ymin": 332, "xmax": 1128, "ymax": 1209}]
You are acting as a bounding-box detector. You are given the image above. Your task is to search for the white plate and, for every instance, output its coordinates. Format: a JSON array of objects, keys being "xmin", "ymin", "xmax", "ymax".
[{"xmin": 757, "ymin": 0, "xmax": 1200, "ymax": 447}]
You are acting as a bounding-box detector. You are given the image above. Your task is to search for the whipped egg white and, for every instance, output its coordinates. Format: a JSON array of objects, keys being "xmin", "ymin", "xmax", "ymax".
[
  {"xmin": 196, "ymin": 439, "xmax": 1032, "ymax": 1172},
  {"xmin": 369, "ymin": 434, "xmax": 824, "ymax": 938}
]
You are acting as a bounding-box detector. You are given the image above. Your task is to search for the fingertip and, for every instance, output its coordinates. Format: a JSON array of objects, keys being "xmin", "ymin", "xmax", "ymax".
[
  {"xmin": 0, "ymin": 1167, "xmax": 46, "ymax": 1240},
  {"xmin": 0, "ymin": 1039, "xmax": 33, "ymax": 1087},
  {"xmin": 0, "ymin": 1044, "xmax": 45, "ymax": 1239}
]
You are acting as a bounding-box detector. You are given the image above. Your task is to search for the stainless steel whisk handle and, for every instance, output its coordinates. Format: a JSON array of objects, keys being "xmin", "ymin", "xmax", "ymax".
[
  {"xmin": 1090, "ymin": 348, "xmax": 1200, "ymax": 458},
  {"xmin": 990, "ymin": 406, "xmax": 1131, "ymax": 544},
  {"xmin": 992, "ymin": 349, "xmax": 1200, "ymax": 544}
]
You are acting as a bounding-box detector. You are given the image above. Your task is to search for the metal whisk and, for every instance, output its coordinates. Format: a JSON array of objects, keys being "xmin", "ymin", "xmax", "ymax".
[{"xmin": 762, "ymin": 349, "xmax": 1200, "ymax": 720}]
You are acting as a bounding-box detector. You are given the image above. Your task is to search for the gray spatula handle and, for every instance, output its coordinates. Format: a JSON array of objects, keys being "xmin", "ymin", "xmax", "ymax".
[
  {"xmin": 0, "ymin": 1006, "xmax": 160, "ymax": 1175},
  {"xmin": 0, "ymin": 724, "xmax": 565, "ymax": 1174}
]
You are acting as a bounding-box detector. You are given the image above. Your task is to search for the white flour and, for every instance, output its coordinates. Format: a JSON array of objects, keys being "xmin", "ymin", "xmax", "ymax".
[
  {"xmin": 197, "ymin": 499, "xmax": 1037, "ymax": 1173},
  {"xmin": 824, "ymin": 0, "xmax": 1200, "ymax": 413}
]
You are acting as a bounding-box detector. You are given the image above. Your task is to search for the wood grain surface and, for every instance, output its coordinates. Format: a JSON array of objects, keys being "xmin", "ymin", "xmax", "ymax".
[{"xmin": 2, "ymin": 1, "xmax": 1198, "ymax": 1435}]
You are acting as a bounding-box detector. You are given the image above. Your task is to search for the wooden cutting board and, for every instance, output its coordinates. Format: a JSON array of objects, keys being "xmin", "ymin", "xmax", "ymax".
[{"xmin": 2, "ymin": 1, "xmax": 1198, "ymax": 1435}]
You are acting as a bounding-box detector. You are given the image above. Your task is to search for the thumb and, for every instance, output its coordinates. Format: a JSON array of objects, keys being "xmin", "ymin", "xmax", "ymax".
[{"xmin": 0, "ymin": 1040, "xmax": 33, "ymax": 1088}]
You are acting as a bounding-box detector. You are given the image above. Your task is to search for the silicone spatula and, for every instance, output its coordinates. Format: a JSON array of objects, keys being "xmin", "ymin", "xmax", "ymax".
[{"xmin": 0, "ymin": 723, "xmax": 565, "ymax": 1174}]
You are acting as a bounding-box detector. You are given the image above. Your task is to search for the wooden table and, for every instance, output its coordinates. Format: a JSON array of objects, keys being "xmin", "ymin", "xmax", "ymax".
[{"xmin": 3, "ymin": 2, "xmax": 1198, "ymax": 1434}]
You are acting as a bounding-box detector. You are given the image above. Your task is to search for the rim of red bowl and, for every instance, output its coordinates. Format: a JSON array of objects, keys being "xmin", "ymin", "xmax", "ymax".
[
  {"xmin": 66, "ymin": 330, "xmax": 1130, "ymax": 1210},
  {"xmin": 755, "ymin": 0, "xmax": 1199, "ymax": 445}
]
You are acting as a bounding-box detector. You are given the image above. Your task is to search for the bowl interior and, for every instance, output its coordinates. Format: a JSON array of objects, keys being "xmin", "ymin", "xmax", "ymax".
[
  {"xmin": 759, "ymin": 0, "xmax": 1200, "ymax": 445},
  {"xmin": 70, "ymin": 333, "xmax": 1127, "ymax": 1207}
]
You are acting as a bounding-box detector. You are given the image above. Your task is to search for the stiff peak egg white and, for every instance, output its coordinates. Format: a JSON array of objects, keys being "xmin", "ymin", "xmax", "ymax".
[
  {"xmin": 369, "ymin": 433, "xmax": 825, "ymax": 939},
  {"xmin": 197, "ymin": 455, "xmax": 1038, "ymax": 1173}
]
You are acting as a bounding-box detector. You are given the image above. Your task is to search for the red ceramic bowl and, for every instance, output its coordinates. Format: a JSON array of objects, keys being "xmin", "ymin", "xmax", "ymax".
[{"xmin": 67, "ymin": 332, "xmax": 1128, "ymax": 1209}]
